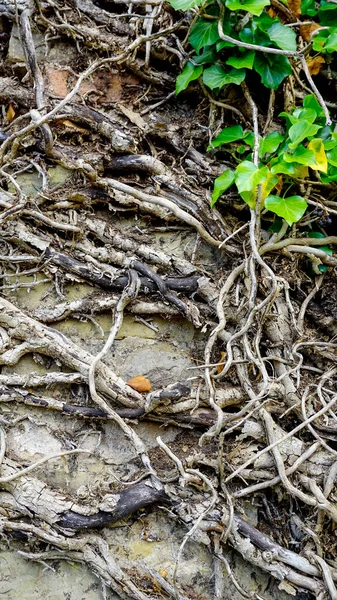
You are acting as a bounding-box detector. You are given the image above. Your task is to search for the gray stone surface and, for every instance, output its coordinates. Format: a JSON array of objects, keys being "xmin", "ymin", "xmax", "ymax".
[
  {"xmin": 0, "ymin": 548, "xmax": 117, "ymax": 600},
  {"xmin": 8, "ymin": 24, "xmax": 45, "ymax": 64},
  {"xmin": 7, "ymin": 165, "xmax": 72, "ymax": 197}
]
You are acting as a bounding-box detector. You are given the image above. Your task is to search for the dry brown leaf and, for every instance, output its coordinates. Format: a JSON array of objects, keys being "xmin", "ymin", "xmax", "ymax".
[
  {"xmin": 118, "ymin": 104, "xmax": 147, "ymax": 131},
  {"xmin": 56, "ymin": 119, "xmax": 89, "ymax": 134},
  {"xmin": 6, "ymin": 103, "xmax": 15, "ymax": 122},
  {"xmin": 266, "ymin": 7, "xmax": 277, "ymax": 18},
  {"xmin": 217, "ymin": 351, "xmax": 227, "ymax": 375},
  {"xmin": 300, "ymin": 22, "xmax": 320, "ymax": 42},
  {"xmin": 306, "ymin": 55, "xmax": 325, "ymax": 76},
  {"xmin": 158, "ymin": 569, "xmax": 168, "ymax": 579},
  {"xmin": 288, "ymin": 0, "xmax": 301, "ymax": 17},
  {"xmin": 126, "ymin": 375, "xmax": 152, "ymax": 392}
]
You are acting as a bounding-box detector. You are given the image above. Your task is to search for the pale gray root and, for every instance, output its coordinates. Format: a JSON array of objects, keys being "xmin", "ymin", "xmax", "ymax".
[
  {"xmin": 0, "ymin": 297, "xmax": 143, "ymax": 408},
  {"xmin": 227, "ymin": 417, "xmax": 335, "ymax": 482}
]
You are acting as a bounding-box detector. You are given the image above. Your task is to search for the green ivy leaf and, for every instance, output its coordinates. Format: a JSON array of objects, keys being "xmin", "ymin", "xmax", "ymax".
[
  {"xmin": 216, "ymin": 39, "xmax": 236, "ymax": 50},
  {"xmin": 303, "ymin": 94, "xmax": 325, "ymax": 117},
  {"xmin": 176, "ymin": 62, "xmax": 203, "ymax": 94},
  {"xmin": 319, "ymin": 0, "xmax": 337, "ymax": 26},
  {"xmin": 211, "ymin": 170, "xmax": 235, "ymax": 206},
  {"xmin": 254, "ymin": 12, "xmax": 276, "ymax": 32},
  {"xmin": 167, "ymin": 0, "xmax": 202, "ymax": 10},
  {"xmin": 268, "ymin": 219, "xmax": 284, "ymax": 233},
  {"xmin": 240, "ymin": 190, "xmax": 257, "ymax": 208},
  {"xmin": 208, "ymin": 125, "xmax": 245, "ymax": 150},
  {"xmin": 283, "ymin": 144, "xmax": 317, "ymax": 165},
  {"xmin": 327, "ymin": 147, "xmax": 337, "ymax": 167},
  {"xmin": 243, "ymin": 132, "xmax": 255, "ymax": 148},
  {"xmin": 237, "ymin": 144, "xmax": 249, "ymax": 155},
  {"xmin": 301, "ymin": 0, "xmax": 318, "ymax": 16},
  {"xmin": 240, "ymin": 25, "xmax": 270, "ymax": 46},
  {"xmin": 322, "ymin": 32, "xmax": 337, "ymax": 53},
  {"xmin": 235, "ymin": 161, "xmax": 269, "ymax": 193},
  {"xmin": 259, "ymin": 132, "xmax": 284, "ymax": 157},
  {"xmin": 324, "ymin": 140, "xmax": 337, "ymax": 151},
  {"xmin": 254, "ymin": 53, "xmax": 292, "ymax": 89},
  {"xmin": 321, "ymin": 165, "xmax": 337, "ymax": 183},
  {"xmin": 313, "ymin": 29, "xmax": 337, "ymax": 53},
  {"xmin": 264, "ymin": 195, "xmax": 307, "ymax": 225},
  {"xmin": 203, "ymin": 65, "xmax": 246, "ymax": 89},
  {"xmin": 192, "ymin": 47, "xmax": 217, "ymax": 65},
  {"xmin": 271, "ymin": 160, "xmax": 298, "ymax": 176},
  {"xmin": 312, "ymin": 30, "xmax": 329, "ymax": 52},
  {"xmin": 267, "ymin": 22, "xmax": 297, "ymax": 51},
  {"xmin": 225, "ymin": 0, "xmax": 270, "ymax": 16},
  {"xmin": 320, "ymin": 0, "xmax": 337, "ymax": 10},
  {"xmin": 291, "ymin": 108, "xmax": 318, "ymax": 123},
  {"xmin": 190, "ymin": 19, "xmax": 220, "ymax": 53},
  {"xmin": 226, "ymin": 51, "xmax": 255, "ymax": 69},
  {"xmin": 288, "ymin": 120, "xmax": 321, "ymax": 149}
]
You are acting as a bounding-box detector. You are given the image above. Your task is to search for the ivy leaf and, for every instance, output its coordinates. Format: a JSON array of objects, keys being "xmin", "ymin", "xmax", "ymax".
[
  {"xmin": 312, "ymin": 29, "xmax": 337, "ymax": 53},
  {"xmin": 208, "ymin": 125, "xmax": 245, "ymax": 150},
  {"xmin": 291, "ymin": 107, "xmax": 318, "ymax": 123},
  {"xmin": 167, "ymin": 0, "xmax": 202, "ymax": 10},
  {"xmin": 225, "ymin": 0, "xmax": 270, "ymax": 16},
  {"xmin": 176, "ymin": 62, "xmax": 203, "ymax": 94},
  {"xmin": 235, "ymin": 161, "xmax": 269, "ymax": 193},
  {"xmin": 327, "ymin": 147, "xmax": 337, "ymax": 167},
  {"xmin": 320, "ymin": 0, "xmax": 337, "ymax": 10},
  {"xmin": 254, "ymin": 12, "xmax": 276, "ymax": 32},
  {"xmin": 312, "ymin": 29, "xmax": 329, "ymax": 52},
  {"xmin": 307, "ymin": 138, "xmax": 328, "ymax": 172},
  {"xmin": 261, "ymin": 171, "xmax": 279, "ymax": 201},
  {"xmin": 271, "ymin": 159, "xmax": 308, "ymax": 178},
  {"xmin": 216, "ymin": 39, "xmax": 236, "ymax": 50},
  {"xmin": 324, "ymin": 139, "xmax": 337, "ymax": 151},
  {"xmin": 322, "ymin": 32, "xmax": 337, "ymax": 53},
  {"xmin": 321, "ymin": 165, "xmax": 337, "ymax": 183},
  {"xmin": 283, "ymin": 145, "xmax": 317, "ymax": 165},
  {"xmin": 240, "ymin": 24, "xmax": 271, "ymax": 46},
  {"xmin": 240, "ymin": 190, "xmax": 257, "ymax": 208},
  {"xmin": 192, "ymin": 47, "xmax": 217, "ymax": 65},
  {"xmin": 268, "ymin": 219, "xmax": 284, "ymax": 233},
  {"xmin": 288, "ymin": 120, "xmax": 321, "ymax": 149},
  {"xmin": 259, "ymin": 132, "xmax": 284, "ymax": 156},
  {"xmin": 303, "ymin": 94, "xmax": 325, "ymax": 117},
  {"xmin": 211, "ymin": 170, "xmax": 235, "ymax": 206},
  {"xmin": 203, "ymin": 65, "xmax": 246, "ymax": 89},
  {"xmin": 254, "ymin": 53, "xmax": 292, "ymax": 89},
  {"xmin": 243, "ymin": 131, "xmax": 255, "ymax": 147},
  {"xmin": 318, "ymin": 3, "xmax": 337, "ymax": 26},
  {"xmin": 301, "ymin": 0, "xmax": 318, "ymax": 16},
  {"xmin": 267, "ymin": 22, "xmax": 297, "ymax": 51},
  {"xmin": 226, "ymin": 51, "xmax": 255, "ymax": 69},
  {"xmin": 190, "ymin": 19, "xmax": 220, "ymax": 53},
  {"xmin": 264, "ymin": 195, "xmax": 307, "ymax": 225}
]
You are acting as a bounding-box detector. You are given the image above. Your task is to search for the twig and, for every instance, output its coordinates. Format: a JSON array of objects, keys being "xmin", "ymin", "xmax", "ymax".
[{"xmin": 0, "ymin": 449, "xmax": 90, "ymax": 483}]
